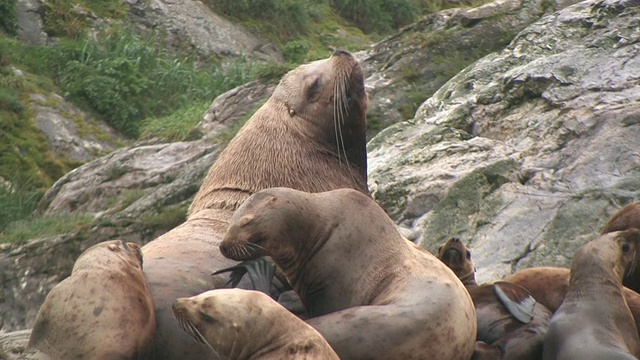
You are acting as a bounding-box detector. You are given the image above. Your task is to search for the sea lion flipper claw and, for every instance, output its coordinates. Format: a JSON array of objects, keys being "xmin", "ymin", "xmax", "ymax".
[
  {"xmin": 212, "ymin": 257, "xmax": 276, "ymax": 293},
  {"xmin": 493, "ymin": 281, "xmax": 536, "ymax": 323}
]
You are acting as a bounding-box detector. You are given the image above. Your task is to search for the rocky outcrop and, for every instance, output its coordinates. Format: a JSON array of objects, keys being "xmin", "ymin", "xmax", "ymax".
[
  {"xmin": 127, "ymin": 0, "xmax": 284, "ymax": 62},
  {"xmin": 30, "ymin": 92, "xmax": 127, "ymax": 163},
  {"xmin": 362, "ymin": 0, "xmax": 582, "ymax": 134},
  {"xmin": 368, "ymin": 0, "xmax": 640, "ymax": 282}
]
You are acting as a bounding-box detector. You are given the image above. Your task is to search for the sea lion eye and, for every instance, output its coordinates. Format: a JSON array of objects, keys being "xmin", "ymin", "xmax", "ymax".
[
  {"xmin": 200, "ymin": 311, "xmax": 216, "ymax": 323},
  {"xmin": 622, "ymin": 243, "xmax": 631, "ymax": 253},
  {"xmin": 307, "ymin": 77, "xmax": 321, "ymax": 99},
  {"xmin": 466, "ymin": 251, "xmax": 472, "ymax": 259}
]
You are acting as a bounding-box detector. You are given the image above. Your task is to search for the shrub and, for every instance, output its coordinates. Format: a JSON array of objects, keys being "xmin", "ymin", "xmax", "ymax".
[{"xmin": 0, "ymin": 0, "xmax": 19, "ymax": 35}]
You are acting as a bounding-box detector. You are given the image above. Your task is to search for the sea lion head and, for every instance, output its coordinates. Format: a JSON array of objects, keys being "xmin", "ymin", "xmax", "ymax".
[
  {"xmin": 573, "ymin": 229, "xmax": 640, "ymax": 283},
  {"xmin": 271, "ymin": 49, "xmax": 368, "ymax": 163},
  {"xmin": 437, "ymin": 237, "xmax": 476, "ymax": 285},
  {"xmin": 73, "ymin": 240, "xmax": 143, "ymax": 272},
  {"xmin": 172, "ymin": 289, "xmax": 280, "ymax": 358},
  {"xmin": 220, "ymin": 188, "xmax": 313, "ymax": 262}
]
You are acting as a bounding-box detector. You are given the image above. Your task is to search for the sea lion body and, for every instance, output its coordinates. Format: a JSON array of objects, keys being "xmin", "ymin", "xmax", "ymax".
[
  {"xmin": 220, "ymin": 187, "xmax": 476, "ymax": 360},
  {"xmin": 141, "ymin": 50, "xmax": 369, "ymax": 359},
  {"xmin": 437, "ymin": 238, "xmax": 550, "ymax": 360},
  {"xmin": 543, "ymin": 230, "xmax": 640, "ymax": 360},
  {"xmin": 172, "ymin": 289, "xmax": 339, "ymax": 360},
  {"xmin": 505, "ymin": 267, "xmax": 640, "ymax": 333},
  {"xmin": 26, "ymin": 240, "xmax": 155, "ymax": 360}
]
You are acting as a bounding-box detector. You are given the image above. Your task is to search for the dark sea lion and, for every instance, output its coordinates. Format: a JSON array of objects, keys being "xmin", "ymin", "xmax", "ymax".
[
  {"xmin": 437, "ymin": 238, "xmax": 550, "ymax": 360},
  {"xmin": 543, "ymin": 229, "xmax": 640, "ymax": 360},
  {"xmin": 602, "ymin": 201, "xmax": 640, "ymax": 293},
  {"xmin": 172, "ymin": 288, "xmax": 339, "ymax": 360},
  {"xmin": 25, "ymin": 240, "xmax": 155, "ymax": 359},
  {"xmin": 220, "ymin": 187, "xmax": 476, "ymax": 360},
  {"xmin": 140, "ymin": 50, "xmax": 369, "ymax": 359}
]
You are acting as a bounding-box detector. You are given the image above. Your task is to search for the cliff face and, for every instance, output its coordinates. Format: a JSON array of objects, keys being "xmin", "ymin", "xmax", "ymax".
[
  {"xmin": 368, "ymin": 0, "xmax": 640, "ymax": 282},
  {"xmin": 1, "ymin": 0, "xmax": 639, "ymax": 346}
]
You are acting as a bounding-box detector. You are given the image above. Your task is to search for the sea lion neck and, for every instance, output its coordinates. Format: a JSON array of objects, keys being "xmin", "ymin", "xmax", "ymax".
[
  {"xmin": 189, "ymin": 100, "xmax": 368, "ymax": 216},
  {"xmin": 566, "ymin": 241, "xmax": 626, "ymax": 300}
]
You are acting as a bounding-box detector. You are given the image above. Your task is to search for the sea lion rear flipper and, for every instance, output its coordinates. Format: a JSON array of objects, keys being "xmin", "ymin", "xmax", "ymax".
[
  {"xmin": 212, "ymin": 257, "xmax": 276, "ymax": 294},
  {"xmin": 493, "ymin": 281, "xmax": 536, "ymax": 323}
]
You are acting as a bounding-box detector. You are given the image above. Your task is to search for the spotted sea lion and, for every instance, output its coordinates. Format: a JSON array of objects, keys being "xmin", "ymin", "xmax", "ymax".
[
  {"xmin": 25, "ymin": 240, "xmax": 155, "ymax": 359},
  {"xmin": 140, "ymin": 50, "xmax": 369, "ymax": 359},
  {"xmin": 543, "ymin": 229, "xmax": 640, "ymax": 360},
  {"xmin": 172, "ymin": 289, "xmax": 339, "ymax": 359},
  {"xmin": 437, "ymin": 238, "xmax": 550, "ymax": 360},
  {"xmin": 602, "ymin": 201, "xmax": 640, "ymax": 293},
  {"xmin": 220, "ymin": 187, "xmax": 476, "ymax": 360}
]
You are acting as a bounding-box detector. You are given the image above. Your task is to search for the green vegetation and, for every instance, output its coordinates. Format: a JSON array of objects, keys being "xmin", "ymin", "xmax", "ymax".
[
  {"xmin": 0, "ymin": 213, "xmax": 95, "ymax": 243},
  {"xmin": 0, "ymin": 179, "xmax": 41, "ymax": 231},
  {"xmin": 0, "ymin": 0, "xmax": 19, "ymax": 35},
  {"xmin": 0, "ymin": 0, "xmax": 498, "ymax": 242}
]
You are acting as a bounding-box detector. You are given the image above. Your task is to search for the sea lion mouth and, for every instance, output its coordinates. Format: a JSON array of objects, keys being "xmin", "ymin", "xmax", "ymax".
[
  {"xmin": 173, "ymin": 304, "xmax": 208, "ymax": 346},
  {"xmin": 220, "ymin": 240, "xmax": 267, "ymax": 261}
]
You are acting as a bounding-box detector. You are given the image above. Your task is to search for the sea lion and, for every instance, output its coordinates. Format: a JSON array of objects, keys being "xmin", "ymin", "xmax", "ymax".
[
  {"xmin": 172, "ymin": 289, "xmax": 339, "ymax": 359},
  {"xmin": 141, "ymin": 50, "xmax": 369, "ymax": 359},
  {"xmin": 504, "ymin": 266, "xmax": 640, "ymax": 333},
  {"xmin": 602, "ymin": 201, "xmax": 640, "ymax": 293},
  {"xmin": 220, "ymin": 187, "xmax": 477, "ymax": 360},
  {"xmin": 437, "ymin": 238, "xmax": 551, "ymax": 360},
  {"xmin": 543, "ymin": 229, "xmax": 640, "ymax": 360},
  {"xmin": 25, "ymin": 240, "xmax": 155, "ymax": 359}
]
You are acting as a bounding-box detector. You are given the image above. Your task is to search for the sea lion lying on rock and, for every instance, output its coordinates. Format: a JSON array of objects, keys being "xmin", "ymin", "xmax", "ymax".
[
  {"xmin": 220, "ymin": 187, "xmax": 477, "ymax": 360},
  {"xmin": 25, "ymin": 240, "xmax": 155, "ymax": 360},
  {"xmin": 437, "ymin": 237, "xmax": 550, "ymax": 360},
  {"xmin": 173, "ymin": 288, "xmax": 339, "ymax": 359}
]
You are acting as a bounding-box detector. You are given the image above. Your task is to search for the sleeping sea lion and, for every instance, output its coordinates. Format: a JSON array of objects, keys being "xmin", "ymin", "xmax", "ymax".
[{"xmin": 220, "ymin": 187, "xmax": 476, "ymax": 360}]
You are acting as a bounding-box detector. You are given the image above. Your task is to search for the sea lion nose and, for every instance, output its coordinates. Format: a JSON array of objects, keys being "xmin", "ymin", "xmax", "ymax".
[
  {"xmin": 220, "ymin": 243, "xmax": 230, "ymax": 257},
  {"xmin": 332, "ymin": 49, "xmax": 351, "ymax": 57}
]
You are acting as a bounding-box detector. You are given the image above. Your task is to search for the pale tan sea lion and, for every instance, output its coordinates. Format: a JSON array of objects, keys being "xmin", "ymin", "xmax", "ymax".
[
  {"xmin": 172, "ymin": 289, "xmax": 339, "ymax": 360},
  {"xmin": 602, "ymin": 201, "xmax": 640, "ymax": 293},
  {"xmin": 25, "ymin": 240, "xmax": 155, "ymax": 360},
  {"xmin": 437, "ymin": 238, "xmax": 550, "ymax": 360},
  {"xmin": 220, "ymin": 187, "xmax": 476, "ymax": 360},
  {"xmin": 543, "ymin": 229, "xmax": 640, "ymax": 360},
  {"xmin": 141, "ymin": 50, "xmax": 369, "ymax": 359}
]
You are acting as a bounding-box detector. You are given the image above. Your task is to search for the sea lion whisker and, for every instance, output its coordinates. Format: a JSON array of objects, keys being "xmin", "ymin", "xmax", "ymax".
[{"xmin": 247, "ymin": 242, "xmax": 270, "ymax": 254}]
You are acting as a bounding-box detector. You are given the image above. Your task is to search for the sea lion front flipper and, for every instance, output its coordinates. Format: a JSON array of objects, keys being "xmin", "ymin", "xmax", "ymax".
[
  {"xmin": 493, "ymin": 281, "xmax": 536, "ymax": 323},
  {"xmin": 212, "ymin": 257, "xmax": 276, "ymax": 294}
]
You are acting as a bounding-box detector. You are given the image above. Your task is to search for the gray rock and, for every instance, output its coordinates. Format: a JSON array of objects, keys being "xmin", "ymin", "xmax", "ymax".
[
  {"xmin": 127, "ymin": 0, "xmax": 284, "ymax": 62},
  {"xmin": 368, "ymin": 0, "xmax": 640, "ymax": 283},
  {"xmin": 30, "ymin": 93, "xmax": 127, "ymax": 163},
  {"xmin": 361, "ymin": 0, "xmax": 583, "ymax": 135},
  {"xmin": 15, "ymin": 0, "xmax": 48, "ymax": 45}
]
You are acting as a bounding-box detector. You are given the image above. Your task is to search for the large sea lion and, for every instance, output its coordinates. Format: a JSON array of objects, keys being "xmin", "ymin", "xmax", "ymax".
[
  {"xmin": 141, "ymin": 50, "xmax": 369, "ymax": 359},
  {"xmin": 602, "ymin": 201, "xmax": 640, "ymax": 292},
  {"xmin": 172, "ymin": 289, "xmax": 339, "ymax": 359},
  {"xmin": 25, "ymin": 240, "xmax": 155, "ymax": 359},
  {"xmin": 220, "ymin": 187, "xmax": 477, "ymax": 360},
  {"xmin": 543, "ymin": 229, "xmax": 640, "ymax": 360},
  {"xmin": 437, "ymin": 238, "xmax": 550, "ymax": 360}
]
